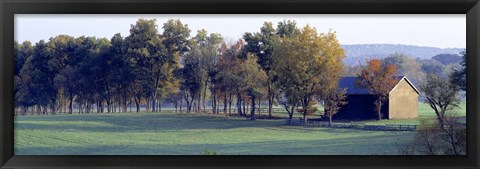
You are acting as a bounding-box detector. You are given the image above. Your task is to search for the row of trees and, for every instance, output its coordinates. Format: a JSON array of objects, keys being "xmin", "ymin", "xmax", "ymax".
[
  {"xmin": 15, "ymin": 19, "xmax": 190, "ymax": 115},
  {"xmin": 14, "ymin": 19, "xmax": 347, "ymax": 121}
]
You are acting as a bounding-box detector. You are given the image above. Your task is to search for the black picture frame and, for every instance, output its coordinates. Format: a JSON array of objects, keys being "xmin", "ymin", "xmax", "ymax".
[{"xmin": 1, "ymin": 0, "xmax": 479, "ymax": 168}]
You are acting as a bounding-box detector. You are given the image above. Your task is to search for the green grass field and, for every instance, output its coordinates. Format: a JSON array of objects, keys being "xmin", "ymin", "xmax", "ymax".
[
  {"xmin": 14, "ymin": 102, "xmax": 465, "ymax": 155},
  {"xmin": 362, "ymin": 102, "xmax": 466, "ymax": 125}
]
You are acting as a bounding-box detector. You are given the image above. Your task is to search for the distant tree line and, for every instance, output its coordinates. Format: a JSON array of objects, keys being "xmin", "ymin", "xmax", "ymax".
[
  {"xmin": 344, "ymin": 51, "xmax": 465, "ymax": 89},
  {"xmin": 14, "ymin": 19, "xmax": 346, "ymax": 121}
]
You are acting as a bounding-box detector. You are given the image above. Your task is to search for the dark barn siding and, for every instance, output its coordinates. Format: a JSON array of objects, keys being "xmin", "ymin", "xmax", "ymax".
[{"xmin": 333, "ymin": 95, "xmax": 389, "ymax": 120}]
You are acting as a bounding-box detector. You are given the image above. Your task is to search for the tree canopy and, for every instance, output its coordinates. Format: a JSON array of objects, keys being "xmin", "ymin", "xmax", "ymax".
[{"xmin": 357, "ymin": 59, "xmax": 398, "ymax": 120}]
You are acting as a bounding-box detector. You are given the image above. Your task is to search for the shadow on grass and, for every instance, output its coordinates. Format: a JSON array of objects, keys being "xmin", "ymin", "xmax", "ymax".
[
  {"xmin": 15, "ymin": 113, "xmax": 284, "ymax": 132},
  {"xmin": 15, "ymin": 133, "xmax": 414, "ymax": 155}
]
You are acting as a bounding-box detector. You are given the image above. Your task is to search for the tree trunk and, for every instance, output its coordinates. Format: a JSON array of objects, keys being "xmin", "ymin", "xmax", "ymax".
[
  {"xmin": 62, "ymin": 96, "xmax": 66, "ymax": 114},
  {"xmin": 190, "ymin": 96, "xmax": 195, "ymax": 113},
  {"xmin": 377, "ymin": 99, "xmax": 382, "ymax": 120},
  {"xmin": 223, "ymin": 93, "xmax": 228, "ymax": 114},
  {"xmin": 81, "ymin": 103, "xmax": 84, "ymax": 114},
  {"xmin": 180, "ymin": 94, "xmax": 184, "ymax": 112},
  {"xmin": 185, "ymin": 96, "xmax": 191, "ymax": 113},
  {"xmin": 303, "ymin": 112, "xmax": 307, "ymax": 123},
  {"xmin": 101, "ymin": 101, "xmax": 105, "ymax": 113},
  {"xmin": 107, "ymin": 100, "xmax": 111, "ymax": 113},
  {"xmin": 146, "ymin": 98, "xmax": 151, "ymax": 112},
  {"xmin": 159, "ymin": 99, "xmax": 162, "ymax": 112},
  {"xmin": 152, "ymin": 70, "xmax": 163, "ymax": 113},
  {"xmin": 328, "ymin": 110, "xmax": 333, "ymax": 127},
  {"xmin": 86, "ymin": 102, "xmax": 90, "ymax": 113},
  {"xmin": 69, "ymin": 92, "xmax": 74, "ymax": 114},
  {"xmin": 197, "ymin": 93, "xmax": 201, "ymax": 113},
  {"xmin": 250, "ymin": 96, "xmax": 256, "ymax": 120},
  {"xmin": 151, "ymin": 96, "xmax": 156, "ymax": 112},
  {"xmin": 437, "ymin": 115, "xmax": 445, "ymax": 129},
  {"xmin": 50, "ymin": 98, "xmax": 56, "ymax": 115},
  {"xmin": 174, "ymin": 100, "xmax": 178, "ymax": 113},
  {"xmin": 268, "ymin": 83, "xmax": 273, "ymax": 118},
  {"xmin": 229, "ymin": 93, "xmax": 232, "ymax": 116},
  {"xmin": 258, "ymin": 97, "xmax": 261, "ymax": 115},
  {"xmin": 185, "ymin": 93, "xmax": 195, "ymax": 113},
  {"xmin": 129, "ymin": 99, "xmax": 132, "ymax": 113},
  {"xmin": 88, "ymin": 102, "xmax": 91, "ymax": 113},
  {"xmin": 212, "ymin": 93, "xmax": 217, "ymax": 114},
  {"xmin": 242, "ymin": 99, "xmax": 246, "ymax": 116},
  {"xmin": 237, "ymin": 92, "xmax": 243, "ymax": 116},
  {"xmin": 123, "ymin": 93, "xmax": 128, "ymax": 113},
  {"xmin": 246, "ymin": 102, "xmax": 249, "ymax": 115},
  {"xmin": 203, "ymin": 79, "xmax": 208, "ymax": 112},
  {"xmin": 135, "ymin": 97, "xmax": 140, "ymax": 112}
]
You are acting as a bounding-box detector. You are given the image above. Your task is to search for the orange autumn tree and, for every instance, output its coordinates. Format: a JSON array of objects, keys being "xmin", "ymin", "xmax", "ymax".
[{"xmin": 357, "ymin": 59, "xmax": 398, "ymax": 120}]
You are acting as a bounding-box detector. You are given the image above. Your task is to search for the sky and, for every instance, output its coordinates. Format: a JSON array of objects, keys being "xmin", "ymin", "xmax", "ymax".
[{"xmin": 15, "ymin": 14, "xmax": 466, "ymax": 49}]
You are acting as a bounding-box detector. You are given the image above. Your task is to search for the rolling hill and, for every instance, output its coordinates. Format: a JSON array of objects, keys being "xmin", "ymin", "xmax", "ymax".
[{"xmin": 342, "ymin": 44, "xmax": 464, "ymax": 65}]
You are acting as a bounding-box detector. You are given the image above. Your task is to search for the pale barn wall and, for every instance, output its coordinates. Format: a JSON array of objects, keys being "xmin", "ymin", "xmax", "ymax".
[{"xmin": 388, "ymin": 79, "xmax": 419, "ymax": 119}]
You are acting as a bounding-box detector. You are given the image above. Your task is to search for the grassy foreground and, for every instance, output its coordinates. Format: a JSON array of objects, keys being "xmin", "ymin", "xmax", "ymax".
[
  {"xmin": 15, "ymin": 112, "xmax": 413, "ymax": 155},
  {"xmin": 14, "ymin": 102, "xmax": 465, "ymax": 155}
]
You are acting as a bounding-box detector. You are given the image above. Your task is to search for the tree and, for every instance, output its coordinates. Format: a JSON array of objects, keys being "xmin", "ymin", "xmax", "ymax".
[
  {"xmin": 110, "ymin": 33, "xmax": 134, "ymax": 113},
  {"xmin": 343, "ymin": 65, "xmax": 362, "ymax": 76},
  {"xmin": 357, "ymin": 59, "xmax": 399, "ymax": 120},
  {"xmin": 243, "ymin": 22, "xmax": 277, "ymax": 118},
  {"xmin": 194, "ymin": 29, "xmax": 223, "ymax": 113},
  {"xmin": 272, "ymin": 34, "xmax": 304, "ymax": 120},
  {"xmin": 421, "ymin": 74, "xmax": 460, "ymax": 128},
  {"xmin": 215, "ymin": 41, "xmax": 244, "ymax": 116},
  {"xmin": 273, "ymin": 25, "xmax": 345, "ymax": 122},
  {"xmin": 237, "ymin": 53, "xmax": 268, "ymax": 120},
  {"xmin": 316, "ymin": 30, "xmax": 347, "ymax": 123},
  {"xmin": 382, "ymin": 53, "xmax": 425, "ymax": 87},
  {"xmin": 450, "ymin": 50, "xmax": 466, "ymax": 91},
  {"xmin": 276, "ymin": 20, "xmax": 300, "ymax": 38},
  {"xmin": 74, "ymin": 36, "xmax": 106, "ymax": 113},
  {"xmin": 14, "ymin": 41, "xmax": 33, "ymax": 77},
  {"xmin": 14, "ymin": 41, "xmax": 34, "ymax": 114},
  {"xmin": 159, "ymin": 19, "xmax": 190, "ymax": 112},
  {"xmin": 123, "ymin": 19, "xmax": 187, "ymax": 112},
  {"xmin": 89, "ymin": 38, "xmax": 118, "ymax": 113},
  {"xmin": 419, "ymin": 59, "xmax": 450, "ymax": 79},
  {"xmin": 54, "ymin": 65, "xmax": 78, "ymax": 114},
  {"xmin": 18, "ymin": 40, "xmax": 58, "ymax": 114},
  {"xmin": 48, "ymin": 35, "xmax": 78, "ymax": 114},
  {"xmin": 432, "ymin": 53, "xmax": 462, "ymax": 65},
  {"xmin": 155, "ymin": 62, "xmax": 181, "ymax": 112},
  {"xmin": 180, "ymin": 39, "xmax": 203, "ymax": 113},
  {"xmin": 397, "ymin": 114, "xmax": 466, "ymax": 155},
  {"xmin": 322, "ymin": 88, "xmax": 347, "ymax": 126}
]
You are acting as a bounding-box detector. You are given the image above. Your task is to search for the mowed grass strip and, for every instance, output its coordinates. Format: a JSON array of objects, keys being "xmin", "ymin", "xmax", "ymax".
[
  {"xmin": 15, "ymin": 111, "xmax": 415, "ymax": 155},
  {"xmin": 362, "ymin": 102, "xmax": 466, "ymax": 125}
]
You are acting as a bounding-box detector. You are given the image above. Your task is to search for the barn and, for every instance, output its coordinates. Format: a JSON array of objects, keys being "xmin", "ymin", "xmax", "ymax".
[{"xmin": 332, "ymin": 76, "xmax": 419, "ymax": 120}]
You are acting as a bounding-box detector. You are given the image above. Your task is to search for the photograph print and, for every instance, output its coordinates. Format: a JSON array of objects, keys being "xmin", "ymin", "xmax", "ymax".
[{"xmin": 13, "ymin": 14, "xmax": 467, "ymax": 155}]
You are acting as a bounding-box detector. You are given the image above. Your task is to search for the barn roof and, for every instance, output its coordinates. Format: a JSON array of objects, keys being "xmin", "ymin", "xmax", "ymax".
[{"xmin": 339, "ymin": 76, "xmax": 419, "ymax": 95}]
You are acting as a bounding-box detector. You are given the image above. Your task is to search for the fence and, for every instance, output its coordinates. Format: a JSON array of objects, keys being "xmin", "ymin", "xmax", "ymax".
[{"xmin": 284, "ymin": 119, "xmax": 417, "ymax": 131}]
